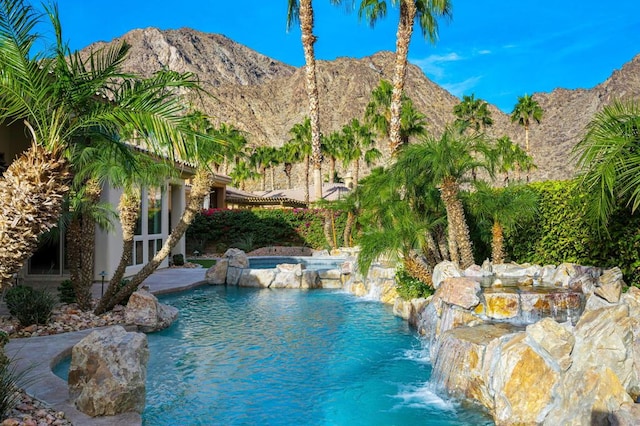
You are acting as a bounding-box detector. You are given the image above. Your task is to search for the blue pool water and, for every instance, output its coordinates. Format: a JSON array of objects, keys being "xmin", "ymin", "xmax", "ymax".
[
  {"xmin": 248, "ymin": 256, "xmax": 346, "ymax": 270},
  {"xmin": 55, "ymin": 286, "xmax": 493, "ymax": 425}
]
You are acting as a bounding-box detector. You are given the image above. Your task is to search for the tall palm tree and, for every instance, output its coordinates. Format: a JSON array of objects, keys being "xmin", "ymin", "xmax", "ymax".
[
  {"xmin": 358, "ymin": 0, "xmax": 452, "ymax": 155},
  {"xmin": 453, "ymin": 94, "xmax": 493, "ymax": 133},
  {"xmin": 287, "ymin": 0, "xmax": 339, "ymax": 201},
  {"xmin": 229, "ymin": 161, "xmax": 258, "ymax": 190},
  {"xmin": 494, "ymin": 135, "xmax": 535, "ymax": 184},
  {"xmin": 467, "ymin": 182, "xmax": 538, "ymax": 264},
  {"xmin": 321, "ymin": 131, "xmax": 347, "ymax": 183},
  {"xmin": 251, "ymin": 146, "xmax": 275, "ymax": 191},
  {"xmin": 397, "ymin": 126, "xmax": 495, "ymax": 268},
  {"xmin": 278, "ymin": 142, "xmax": 302, "ymax": 190},
  {"xmin": 573, "ymin": 99, "xmax": 640, "ymax": 230},
  {"xmin": 510, "ymin": 94, "xmax": 543, "ymax": 155},
  {"xmin": 288, "ymin": 117, "xmax": 313, "ymax": 203},
  {"xmin": 0, "ymin": 0, "xmax": 205, "ymax": 289},
  {"xmin": 214, "ymin": 123, "xmax": 248, "ymax": 175}
]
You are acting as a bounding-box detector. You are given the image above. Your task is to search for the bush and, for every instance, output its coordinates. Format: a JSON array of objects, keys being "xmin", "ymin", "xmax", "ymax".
[
  {"xmin": 57, "ymin": 279, "xmax": 76, "ymax": 304},
  {"xmin": 172, "ymin": 254, "xmax": 185, "ymax": 266},
  {"xmin": 0, "ymin": 356, "xmax": 34, "ymax": 419},
  {"xmin": 395, "ymin": 267, "xmax": 434, "ymax": 300},
  {"xmin": 186, "ymin": 208, "xmax": 348, "ymax": 253},
  {"xmin": 5, "ymin": 286, "xmax": 56, "ymax": 326}
]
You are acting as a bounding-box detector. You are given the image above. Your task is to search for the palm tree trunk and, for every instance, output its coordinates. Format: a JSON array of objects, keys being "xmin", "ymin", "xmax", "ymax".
[
  {"xmin": 440, "ymin": 178, "xmax": 474, "ymax": 268},
  {"xmin": 0, "ymin": 145, "xmax": 70, "ymax": 288},
  {"xmin": 329, "ymin": 157, "xmax": 336, "ymax": 184},
  {"xmin": 75, "ymin": 179, "xmax": 101, "ymax": 310},
  {"xmin": 389, "ymin": 0, "xmax": 417, "ymax": 156},
  {"xmin": 425, "ymin": 231, "xmax": 442, "ymax": 266},
  {"xmin": 353, "ymin": 158, "xmax": 360, "ymax": 187},
  {"xmin": 524, "ymin": 124, "xmax": 530, "ymax": 154},
  {"xmin": 285, "ymin": 163, "xmax": 293, "ymax": 189},
  {"xmin": 436, "ymin": 228, "xmax": 450, "ymax": 261},
  {"xmin": 491, "ymin": 220, "xmax": 505, "ymax": 264},
  {"xmin": 95, "ymin": 169, "xmax": 211, "ymax": 314},
  {"xmin": 323, "ymin": 210, "xmax": 335, "ymax": 250},
  {"xmin": 447, "ymin": 223, "xmax": 460, "ymax": 265},
  {"xmin": 270, "ymin": 166, "xmax": 275, "ymax": 190},
  {"xmin": 261, "ymin": 166, "xmax": 266, "ymax": 191},
  {"xmin": 299, "ymin": 0, "xmax": 323, "ymax": 201},
  {"xmin": 304, "ymin": 154, "xmax": 310, "ymax": 204},
  {"xmin": 403, "ymin": 252, "xmax": 433, "ymax": 287},
  {"xmin": 94, "ymin": 188, "xmax": 140, "ymax": 314},
  {"xmin": 343, "ymin": 211, "xmax": 356, "ymax": 248}
]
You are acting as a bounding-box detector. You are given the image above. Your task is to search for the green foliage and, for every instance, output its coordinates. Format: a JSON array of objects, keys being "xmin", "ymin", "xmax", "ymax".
[
  {"xmin": 5, "ymin": 286, "xmax": 56, "ymax": 326},
  {"xmin": 395, "ymin": 267, "xmax": 434, "ymax": 300},
  {"xmin": 0, "ymin": 355, "xmax": 34, "ymax": 418},
  {"xmin": 504, "ymin": 180, "xmax": 640, "ymax": 286},
  {"xmin": 57, "ymin": 279, "xmax": 76, "ymax": 304},
  {"xmin": 172, "ymin": 254, "xmax": 185, "ymax": 266},
  {"xmin": 186, "ymin": 208, "xmax": 347, "ymax": 252}
]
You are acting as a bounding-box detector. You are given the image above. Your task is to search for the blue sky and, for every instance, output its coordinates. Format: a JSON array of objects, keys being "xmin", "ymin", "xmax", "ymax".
[{"xmin": 49, "ymin": 0, "xmax": 640, "ymax": 112}]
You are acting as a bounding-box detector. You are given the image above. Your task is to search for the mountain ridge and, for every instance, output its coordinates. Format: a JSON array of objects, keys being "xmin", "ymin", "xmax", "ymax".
[{"xmin": 81, "ymin": 27, "xmax": 640, "ymax": 185}]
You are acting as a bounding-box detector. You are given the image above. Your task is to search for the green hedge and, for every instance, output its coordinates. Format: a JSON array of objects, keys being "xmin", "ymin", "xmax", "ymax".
[
  {"xmin": 503, "ymin": 180, "xmax": 640, "ymax": 285},
  {"xmin": 186, "ymin": 208, "xmax": 347, "ymax": 253}
]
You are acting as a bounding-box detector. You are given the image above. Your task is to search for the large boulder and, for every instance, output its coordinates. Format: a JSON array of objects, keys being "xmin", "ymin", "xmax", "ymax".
[
  {"xmin": 206, "ymin": 258, "xmax": 228, "ymax": 285},
  {"xmin": 438, "ymin": 277, "xmax": 481, "ymax": 310},
  {"xmin": 125, "ymin": 289, "xmax": 178, "ymax": 332},
  {"xmin": 594, "ymin": 267, "xmax": 624, "ymax": 303},
  {"xmin": 68, "ymin": 326, "xmax": 148, "ymax": 417},
  {"xmin": 238, "ymin": 268, "xmax": 275, "ymax": 288},
  {"xmin": 224, "ymin": 248, "xmax": 249, "ymax": 268}
]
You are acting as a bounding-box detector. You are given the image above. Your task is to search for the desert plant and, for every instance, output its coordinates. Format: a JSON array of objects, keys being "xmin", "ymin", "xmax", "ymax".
[
  {"xmin": 395, "ymin": 267, "xmax": 434, "ymax": 300},
  {"xmin": 0, "ymin": 356, "xmax": 34, "ymax": 419},
  {"xmin": 172, "ymin": 254, "xmax": 185, "ymax": 266},
  {"xmin": 5, "ymin": 286, "xmax": 56, "ymax": 326},
  {"xmin": 57, "ymin": 279, "xmax": 76, "ymax": 304}
]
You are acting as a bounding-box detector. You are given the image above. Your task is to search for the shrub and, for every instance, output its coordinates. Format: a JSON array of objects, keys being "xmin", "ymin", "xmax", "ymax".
[
  {"xmin": 0, "ymin": 357, "xmax": 34, "ymax": 419},
  {"xmin": 395, "ymin": 267, "xmax": 434, "ymax": 300},
  {"xmin": 57, "ymin": 279, "xmax": 76, "ymax": 304},
  {"xmin": 5, "ymin": 286, "xmax": 56, "ymax": 326},
  {"xmin": 172, "ymin": 254, "xmax": 185, "ymax": 266}
]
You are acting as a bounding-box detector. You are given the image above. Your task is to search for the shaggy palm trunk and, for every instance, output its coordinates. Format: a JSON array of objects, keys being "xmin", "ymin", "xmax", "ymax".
[
  {"xmin": 270, "ymin": 166, "xmax": 276, "ymax": 190},
  {"xmin": 425, "ymin": 231, "xmax": 442, "ymax": 267},
  {"xmin": 524, "ymin": 125, "xmax": 531, "ymax": 182},
  {"xmin": 304, "ymin": 154, "xmax": 310, "ymax": 204},
  {"xmin": 94, "ymin": 188, "xmax": 141, "ymax": 314},
  {"xmin": 0, "ymin": 145, "xmax": 70, "ymax": 289},
  {"xmin": 403, "ymin": 253, "xmax": 433, "ymax": 287},
  {"xmin": 447, "ymin": 224, "xmax": 460, "ymax": 265},
  {"xmin": 299, "ymin": 0, "xmax": 323, "ymax": 201},
  {"xmin": 353, "ymin": 158, "xmax": 360, "ymax": 187},
  {"xmin": 284, "ymin": 163, "xmax": 293, "ymax": 189},
  {"xmin": 328, "ymin": 157, "xmax": 336, "ymax": 184},
  {"xmin": 261, "ymin": 166, "xmax": 266, "ymax": 191},
  {"xmin": 436, "ymin": 228, "xmax": 450, "ymax": 261},
  {"xmin": 67, "ymin": 179, "xmax": 101, "ymax": 310},
  {"xmin": 491, "ymin": 221, "xmax": 505, "ymax": 264},
  {"xmin": 389, "ymin": 0, "xmax": 416, "ymax": 156},
  {"xmin": 323, "ymin": 210, "xmax": 335, "ymax": 250},
  {"xmin": 95, "ymin": 169, "xmax": 212, "ymax": 314},
  {"xmin": 440, "ymin": 178, "xmax": 474, "ymax": 268},
  {"xmin": 343, "ymin": 211, "xmax": 356, "ymax": 248}
]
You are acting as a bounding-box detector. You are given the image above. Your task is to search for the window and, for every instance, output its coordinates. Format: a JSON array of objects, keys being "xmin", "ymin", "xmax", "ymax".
[{"xmin": 148, "ymin": 187, "xmax": 163, "ymax": 235}]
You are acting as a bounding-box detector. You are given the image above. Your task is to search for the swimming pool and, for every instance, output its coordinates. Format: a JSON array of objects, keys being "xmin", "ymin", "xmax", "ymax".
[
  {"xmin": 141, "ymin": 286, "xmax": 492, "ymax": 425},
  {"xmin": 248, "ymin": 255, "xmax": 346, "ymax": 270},
  {"xmin": 54, "ymin": 286, "xmax": 492, "ymax": 424}
]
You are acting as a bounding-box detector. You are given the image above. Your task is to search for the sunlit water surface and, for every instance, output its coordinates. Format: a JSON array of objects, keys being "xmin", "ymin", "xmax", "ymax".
[{"xmin": 139, "ymin": 286, "xmax": 492, "ymax": 425}]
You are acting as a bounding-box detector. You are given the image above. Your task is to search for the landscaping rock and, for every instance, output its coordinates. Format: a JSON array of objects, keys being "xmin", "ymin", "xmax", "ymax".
[
  {"xmin": 124, "ymin": 289, "xmax": 178, "ymax": 332},
  {"xmin": 68, "ymin": 326, "xmax": 148, "ymax": 417},
  {"xmin": 301, "ymin": 270, "xmax": 321, "ymax": 289},
  {"xmin": 224, "ymin": 248, "xmax": 249, "ymax": 268},
  {"xmin": 206, "ymin": 258, "xmax": 228, "ymax": 285},
  {"xmin": 438, "ymin": 277, "xmax": 480, "ymax": 310},
  {"xmin": 595, "ymin": 267, "xmax": 624, "ymax": 303},
  {"xmin": 432, "ymin": 261, "xmax": 462, "ymax": 289},
  {"xmin": 238, "ymin": 269, "xmax": 275, "ymax": 288},
  {"xmin": 526, "ymin": 318, "xmax": 575, "ymax": 371}
]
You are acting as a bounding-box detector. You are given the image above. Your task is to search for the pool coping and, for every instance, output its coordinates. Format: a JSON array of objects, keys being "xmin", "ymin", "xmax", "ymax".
[{"xmin": 4, "ymin": 268, "xmax": 208, "ymax": 426}]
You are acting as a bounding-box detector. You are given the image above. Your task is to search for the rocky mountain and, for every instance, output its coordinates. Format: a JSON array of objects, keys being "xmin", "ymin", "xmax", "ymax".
[{"xmin": 82, "ymin": 27, "xmax": 640, "ymax": 185}]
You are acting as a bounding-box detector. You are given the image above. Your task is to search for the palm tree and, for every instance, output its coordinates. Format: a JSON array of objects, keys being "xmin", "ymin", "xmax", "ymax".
[
  {"xmin": 341, "ymin": 118, "xmax": 381, "ymax": 186},
  {"xmin": 287, "ymin": 0, "xmax": 337, "ymax": 201},
  {"xmin": 214, "ymin": 123, "xmax": 248, "ymax": 175},
  {"xmin": 229, "ymin": 161, "xmax": 258, "ymax": 190},
  {"xmin": 0, "ymin": 0, "xmax": 205, "ymax": 289},
  {"xmin": 453, "ymin": 94, "xmax": 494, "ymax": 133},
  {"xmin": 278, "ymin": 142, "xmax": 302, "ymax": 190},
  {"xmin": 397, "ymin": 127, "xmax": 495, "ymax": 268},
  {"xmin": 467, "ymin": 182, "xmax": 538, "ymax": 264},
  {"xmin": 364, "ymin": 79, "xmax": 427, "ymax": 152},
  {"xmin": 288, "ymin": 118, "xmax": 313, "ymax": 203},
  {"xmin": 573, "ymin": 99, "xmax": 640, "ymax": 229},
  {"xmin": 321, "ymin": 131, "xmax": 347, "ymax": 183},
  {"xmin": 358, "ymin": 0, "xmax": 452, "ymax": 155},
  {"xmin": 251, "ymin": 146, "xmax": 274, "ymax": 191},
  {"xmin": 494, "ymin": 135, "xmax": 535, "ymax": 184},
  {"xmin": 510, "ymin": 94, "xmax": 543, "ymax": 155}
]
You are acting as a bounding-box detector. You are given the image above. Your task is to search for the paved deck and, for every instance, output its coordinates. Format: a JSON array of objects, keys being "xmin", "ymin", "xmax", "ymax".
[{"xmin": 5, "ymin": 267, "xmax": 207, "ymax": 426}]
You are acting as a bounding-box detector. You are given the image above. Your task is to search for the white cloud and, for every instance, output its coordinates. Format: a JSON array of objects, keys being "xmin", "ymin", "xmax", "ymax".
[
  {"xmin": 478, "ymin": 49, "xmax": 491, "ymax": 55},
  {"xmin": 411, "ymin": 52, "xmax": 463, "ymax": 78},
  {"xmin": 442, "ymin": 76, "xmax": 482, "ymax": 97}
]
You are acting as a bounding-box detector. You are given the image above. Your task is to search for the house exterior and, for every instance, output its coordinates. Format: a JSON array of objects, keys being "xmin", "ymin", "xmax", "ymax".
[{"xmin": 0, "ymin": 121, "xmax": 230, "ymax": 284}]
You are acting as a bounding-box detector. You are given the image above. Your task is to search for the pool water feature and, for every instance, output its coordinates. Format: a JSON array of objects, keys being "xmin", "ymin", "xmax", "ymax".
[{"xmin": 52, "ymin": 286, "xmax": 493, "ymax": 424}]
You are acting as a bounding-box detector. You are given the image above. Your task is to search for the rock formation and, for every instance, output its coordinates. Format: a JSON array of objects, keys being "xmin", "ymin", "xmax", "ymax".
[{"xmin": 124, "ymin": 288, "xmax": 179, "ymax": 332}]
